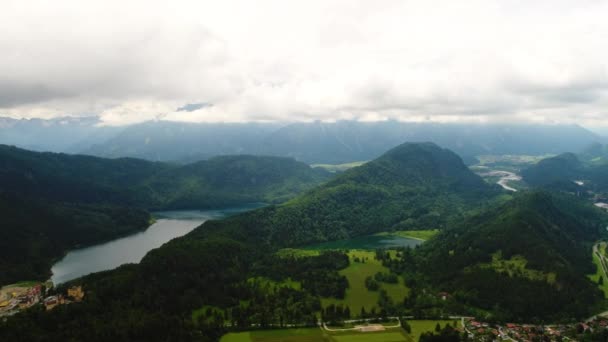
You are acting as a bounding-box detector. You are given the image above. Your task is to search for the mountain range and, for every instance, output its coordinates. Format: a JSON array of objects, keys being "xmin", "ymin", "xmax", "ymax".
[
  {"xmin": 1, "ymin": 117, "xmax": 603, "ymax": 164},
  {"xmin": 1, "ymin": 141, "xmax": 607, "ymax": 341}
]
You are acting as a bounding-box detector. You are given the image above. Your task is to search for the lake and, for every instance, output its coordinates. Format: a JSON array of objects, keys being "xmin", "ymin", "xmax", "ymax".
[
  {"xmin": 50, "ymin": 205, "xmax": 261, "ymax": 285},
  {"xmin": 303, "ymin": 234, "xmax": 423, "ymax": 251}
]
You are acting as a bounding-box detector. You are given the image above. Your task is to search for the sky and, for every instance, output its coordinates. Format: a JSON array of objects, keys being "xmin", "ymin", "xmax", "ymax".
[{"xmin": 1, "ymin": 0, "xmax": 608, "ymax": 127}]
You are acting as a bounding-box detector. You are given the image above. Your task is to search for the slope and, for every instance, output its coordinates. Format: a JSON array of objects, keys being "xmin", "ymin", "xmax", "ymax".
[
  {"xmin": 522, "ymin": 149, "xmax": 608, "ymax": 193},
  {"xmin": 194, "ymin": 142, "xmax": 499, "ymax": 248},
  {"xmin": 0, "ymin": 144, "xmax": 331, "ymax": 209},
  {"xmin": 0, "ymin": 145, "xmax": 330, "ymax": 285},
  {"xmin": 414, "ymin": 191, "xmax": 608, "ymax": 322}
]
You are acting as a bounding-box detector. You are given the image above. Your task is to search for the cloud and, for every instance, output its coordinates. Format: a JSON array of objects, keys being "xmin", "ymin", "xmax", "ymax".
[{"xmin": 1, "ymin": 0, "xmax": 608, "ymax": 127}]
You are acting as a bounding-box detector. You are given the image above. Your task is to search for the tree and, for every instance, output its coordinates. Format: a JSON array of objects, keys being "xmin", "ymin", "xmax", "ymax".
[{"xmin": 402, "ymin": 319, "xmax": 412, "ymax": 333}]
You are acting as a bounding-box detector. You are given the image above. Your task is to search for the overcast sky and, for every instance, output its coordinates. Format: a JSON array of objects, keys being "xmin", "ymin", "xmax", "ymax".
[{"xmin": 1, "ymin": 0, "xmax": 608, "ymax": 127}]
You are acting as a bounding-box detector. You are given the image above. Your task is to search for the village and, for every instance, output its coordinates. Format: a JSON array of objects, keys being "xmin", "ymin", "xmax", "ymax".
[
  {"xmin": 462, "ymin": 316, "xmax": 608, "ymax": 341},
  {"xmin": 0, "ymin": 282, "xmax": 84, "ymax": 319}
]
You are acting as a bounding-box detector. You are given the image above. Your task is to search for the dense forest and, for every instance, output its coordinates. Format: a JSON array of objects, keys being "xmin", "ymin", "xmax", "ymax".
[
  {"xmin": 0, "ymin": 144, "xmax": 330, "ymax": 285},
  {"xmin": 522, "ymin": 143, "xmax": 608, "ymax": 193},
  {"xmin": 0, "ymin": 192, "xmax": 150, "ymax": 285},
  {"xmin": 396, "ymin": 192, "xmax": 608, "ymax": 322},
  {"xmin": 196, "ymin": 142, "xmax": 500, "ymax": 248},
  {"xmin": 0, "ymin": 144, "xmax": 331, "ymax": 209},
  {"xmin": 2, "ymin": 143, "xmax": 607, "ymax": 341}
]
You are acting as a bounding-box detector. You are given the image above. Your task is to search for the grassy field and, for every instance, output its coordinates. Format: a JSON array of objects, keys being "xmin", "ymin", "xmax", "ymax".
[
  {"xmin": 276, "ymin": 248, "xmax": 321, "ymax": 258},
  {"xmin": 248, "ymin": 277, "xmax": 302, "ymax": 291},
  {"xmin": 191, "ymin": 305, "xmax": 225, "ymax": 325},
  {"xmin": 475, "ymin": 154, "xmax": 552, "ymax": 167},
  {"xmin": 383, "ymin": 230, "xmax": 439, "ymax": 241},
  {"xmin": 477, "ymin": 251, "xmax": 556, "ymax": 284},
  {"xmin": 331, "ymin": 332, "xmax": 406, "ymax": 342},
  {"xmin": 407, "ymin": 320, "xmax": 460, "ymax": 341},
  {"xmin": 321, "ymin": 250, "xmax": 409, "ymax": 314},
  {"xmin": 220, "ymin": 328, "xmax": 407, "ymax": 342},
  {"xmin": 219, "ymin": 320, "xmax": 459, "ymax": 342},
  {"xmin": 220, "ymin": 328, "xmax": 328, "ymax": 342}
]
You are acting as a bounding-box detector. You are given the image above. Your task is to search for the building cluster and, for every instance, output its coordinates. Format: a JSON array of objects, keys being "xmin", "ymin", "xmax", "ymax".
[
  {"xmin": 44, "ymin": 285, "xmax": 85, "ymax": 311},
  {"xmin": 0, "ymin": 284, "xmax": 85, "ymax": 318},
  {"xmin": 464, "ymin": 317, "xmax": 608, "ymax": 341},
  {"xmin": 0, "ymin": 284, "xmax": 42, "ymax": 317}
]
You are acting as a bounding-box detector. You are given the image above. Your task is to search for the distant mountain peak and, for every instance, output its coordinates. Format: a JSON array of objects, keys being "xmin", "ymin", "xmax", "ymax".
[{"xmin": 176, "ymin": 103, "xmax": 212, "ymax": 112}]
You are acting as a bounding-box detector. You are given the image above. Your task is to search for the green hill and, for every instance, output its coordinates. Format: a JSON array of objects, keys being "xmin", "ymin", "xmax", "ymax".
[
  {"xmin": 522, "ymin": 150, "xmax": 608, "ymax": 193},
  {"xmin": 0, "ymin": 193, "xmax": 151, "ymax": 285},
  {"xmin": 0, "ymin": 145, "xmax": 331, "ymax": 209},
  {"xmin": 200, "ymin": 142, "xmax": 498, "ymax": 248},
  {"xmin": 137, "ymin": 155, "xmax": 331, "ymax": 209},
  {"xmin": 0, "ymin": 145, "xmax": 330, "ymax": 285},
  {"xmin": 413, "ymin": 191, "xmax": 608, "ymax": 322},
  {"xmin": 6, "ymin": 145, "xmax": 603, "ymax": 341}
]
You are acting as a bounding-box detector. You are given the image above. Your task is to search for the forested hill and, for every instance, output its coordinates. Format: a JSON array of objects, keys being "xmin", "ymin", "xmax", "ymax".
[
  {"xmin": 0, "ymin": 143, "xmax": 500, "ymax": 341},
  {"xmin": 0, "ymin": 145, "xmax": 330, "ymax": 285},
  {"xmin": 0, "ymin": 144, "xmax": 331, "ymax": 209},
  {"xmin": 522, "ymin": 147, "xmax": 608, "ymax": 192},
  {"xmin": 521, "ymin": 153, "xmax": 584, "ymax": 187},
  {"xmin": 195, "ymin": 142, "xmax": 500, "ymax": 247},
  {"xmin": 1, "ymin": 148, "xmax": 604, "ymax": 340},
  {"xmin": 138, "ymin": 155, "xmax": 331, "ymax": 208},
  {"xmin": 0, "ymin": 193, "xmax": 150, "ymax": 285},
  {"xmin": 413, "ymin": 191, "xmax": 608, "ymax": 322}
]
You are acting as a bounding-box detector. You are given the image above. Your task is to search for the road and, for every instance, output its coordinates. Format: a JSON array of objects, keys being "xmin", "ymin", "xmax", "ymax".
[
  {"xmin": 587, "ymin": 243, "xmax": 608, "ymax": 322},
  {"xmin": 594, "ymin": 243, "xmax": 608, "ymax": 281}
]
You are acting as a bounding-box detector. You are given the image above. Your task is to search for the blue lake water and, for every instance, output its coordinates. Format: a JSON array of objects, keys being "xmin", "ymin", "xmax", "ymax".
[{"xmin": 50, "ymin": 205, "xmax": 261, "ymax": 285}]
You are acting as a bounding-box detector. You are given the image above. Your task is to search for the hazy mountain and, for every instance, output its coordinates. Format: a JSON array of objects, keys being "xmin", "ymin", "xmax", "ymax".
[
  {"xmin": 84, "ymin": 121, "xmax": 281, "ymax": 162},
  {"xmin": 256, "ymin": 121, "xmax": 600, "ymax": 164},
  {"xmin": 80, "ymin": 120, "xmax": 601, "ymax": 164},
  {"xmin": 522, "ymin": 144, "xmax": 608, "ymax": 192},
  {"xmin": 0, "ymin": 116, "xmax": 122, "ymax": 153}
]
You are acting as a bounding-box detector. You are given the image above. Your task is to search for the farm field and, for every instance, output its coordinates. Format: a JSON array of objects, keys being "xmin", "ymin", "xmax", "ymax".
[
  {"xmin": 321, "ymin": 250, "xmax": 409, "ymax": 314},
  {"xmin": 219, "ymin": 320, "xmax": 460, "ymax": 342},
  {"xmin": 220, "ymin": 328, "xmax": 328, "ymax": 342}
]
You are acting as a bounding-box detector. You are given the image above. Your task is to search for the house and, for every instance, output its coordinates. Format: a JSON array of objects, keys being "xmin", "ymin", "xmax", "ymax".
[
  {"xmin": 67, "ymin": 286, "xmax": 84, "ymax": 302},
  {"xmin": 44, "ymin": 295, "xmax": 64, "ymax": 311}
]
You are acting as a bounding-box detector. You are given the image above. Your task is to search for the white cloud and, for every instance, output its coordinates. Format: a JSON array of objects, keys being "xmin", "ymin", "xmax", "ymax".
[{"xmin": 1, "ymin": 0, "xmax": 608, "ymax": 127}]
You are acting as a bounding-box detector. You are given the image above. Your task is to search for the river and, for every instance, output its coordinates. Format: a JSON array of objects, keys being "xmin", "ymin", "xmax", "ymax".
[
  {"xmin": 477, "ymin": 170, "xmax": 522, "ymax": 192},
  {"xmin": 50, "ymin": 205, "xmax": 261, "ymax": 285}
]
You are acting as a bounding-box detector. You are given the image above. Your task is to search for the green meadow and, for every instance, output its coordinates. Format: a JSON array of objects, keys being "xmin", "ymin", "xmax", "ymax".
[
  {"xmin": 219, "ymin": 320, "xmax": 460, "ymax": 342},
  {"xmin": 321, "ymin": 250, "xmax": 409, "ymax": 314}
]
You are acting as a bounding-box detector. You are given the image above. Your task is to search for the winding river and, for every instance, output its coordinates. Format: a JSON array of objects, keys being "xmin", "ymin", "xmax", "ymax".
[
  {"xmin": 478, "ymin": 170, "xmax": 522, "ymax": 192},
  {"xmin": 50, "ymin": 205, "xmax": 261, "ymax": 285}
]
